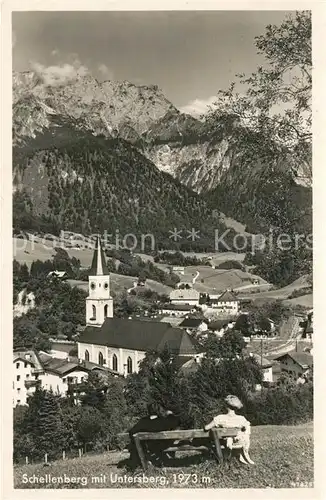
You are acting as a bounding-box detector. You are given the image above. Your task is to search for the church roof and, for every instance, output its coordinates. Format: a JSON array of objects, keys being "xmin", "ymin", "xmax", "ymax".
[
  {"xmin": 90, "ymin": 237, "xmax": 109, "ymax": 276},
  {"xmin": 78, "ymin": 318, "xmax": 202, "ymax": 355}
]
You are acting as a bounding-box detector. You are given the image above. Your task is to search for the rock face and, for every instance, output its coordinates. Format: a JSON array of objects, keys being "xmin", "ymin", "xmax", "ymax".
[
  {"xmin": 13, "ymin": 71, "xmax": 312, "ymax": 236},
  {"xmin": 13, "ymin": 71, "xmax": 176, "ymax": 143}
]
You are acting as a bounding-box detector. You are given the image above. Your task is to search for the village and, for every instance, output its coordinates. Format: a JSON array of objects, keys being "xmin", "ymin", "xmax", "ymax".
[{"xmin": 13, "ymin": 237, "xmax": 313, "ymax": 408}]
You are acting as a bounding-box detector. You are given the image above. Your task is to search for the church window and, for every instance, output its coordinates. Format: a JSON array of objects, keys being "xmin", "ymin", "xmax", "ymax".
[
  {"xmin": 112, "ymin": 354, "xmax": 118, "ymax": 371},
  {"xmin": 104, "ymin": 282, "xmax": 109, "ymax": 290},
  {"xmin": 85, "ymin": 350, "xmax": 90, "ymax": 362},
  {"xmin": 127, "ymin": 356, "xmax": 133, "ymax": 374},
  {"xmin": 99, "ymin": 352, "xmax": 104, "ymax": 366},
  {"xmin": 104, "ymin": 304, "xmax": 108, "ymax": 317},
  {"xmin": 91, "ymin": 282, "xmax": 96, "ymax": 290},
  {"xmin": 92, "ymin": 305, "xmax": 96, "ymax": 319}
]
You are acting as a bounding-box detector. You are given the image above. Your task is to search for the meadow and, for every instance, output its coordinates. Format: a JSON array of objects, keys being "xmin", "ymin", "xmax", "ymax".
[{"xmin": 14, "ymin": 423, "xmax": 313, "ymax": 489}]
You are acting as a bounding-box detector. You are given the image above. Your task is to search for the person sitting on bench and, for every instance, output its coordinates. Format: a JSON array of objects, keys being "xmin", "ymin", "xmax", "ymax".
[
  {"xmin": 204, "ymin": 395, "xmax": 254, "ymax": 465},
  {"xmin": 127, "ymin": 403, "xmax": 180, "ymax": 468}
]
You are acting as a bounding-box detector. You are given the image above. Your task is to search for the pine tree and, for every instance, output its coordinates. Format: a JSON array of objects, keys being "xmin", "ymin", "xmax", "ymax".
[{"xmin": 23, "ymin": 388, "xmax": 65, "ymax": 460}]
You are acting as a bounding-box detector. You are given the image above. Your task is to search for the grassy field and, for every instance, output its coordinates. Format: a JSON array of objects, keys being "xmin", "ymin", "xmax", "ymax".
[
  {"xmin": 14, "ymin": 423, "xmax": 313, "ymax": 489},
  {"xmin": 68, "ymin": 275, "xmax": 172, "ymax": 296}
]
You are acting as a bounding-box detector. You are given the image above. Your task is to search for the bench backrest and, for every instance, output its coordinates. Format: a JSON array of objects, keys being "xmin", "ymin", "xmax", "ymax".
[{"xmin": 134, "ymin": 428, "xmax": 241, "ymax": 441}]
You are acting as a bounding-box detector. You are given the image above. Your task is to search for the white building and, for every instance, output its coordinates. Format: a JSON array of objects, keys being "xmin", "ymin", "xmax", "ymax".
[
  {"xmin": 249, "ymin": 353, "xmax": 274, "ymax": 383},
  {"xmin": 209, "ymin": 290, "xmax": 239, "ymax": 316},
  {"xmin": 157, "ymin": 303, "xmax": 196, "ymax": 317},
  {"xmin": 172, "ymin": 266, "xmax": 185, "ymax": 275},
  {"xmin": 13, "ymin": 350, "xmax": 43, "ymax": 407},
  {"xmin": 169, "ymin": 288, "xmax": 200, "ymax": 306},
  {"xmin": 13, "ymin": 348, "xmax": 110, "ymax": 407}
]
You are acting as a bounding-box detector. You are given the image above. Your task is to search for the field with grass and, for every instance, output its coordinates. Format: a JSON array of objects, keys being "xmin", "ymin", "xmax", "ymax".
[
  {"xmin": 68, "ymin": 275, "xmax": 172, "ymax": 296},
  {"xmin": 238, "ymin": 275, "xmax": 312, "ymax": 303},
  {"xmin": 13, "ymin": 237, "xmax": 94, "ymax": 268},
  {"xmin": 183, "ymin": 266, "xmax": 269, "ymax": 295},
  {"xmin": 14, "ymin": 423, "xmax": 313, "ymax": 489}
]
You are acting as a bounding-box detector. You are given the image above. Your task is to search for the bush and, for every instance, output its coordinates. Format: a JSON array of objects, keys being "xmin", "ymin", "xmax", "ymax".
[{"xmin": 244, "ymin": 379, "xmax": 313, "ymax": 425}]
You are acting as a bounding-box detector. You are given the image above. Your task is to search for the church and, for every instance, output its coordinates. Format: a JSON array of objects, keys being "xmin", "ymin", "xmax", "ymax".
[{"xmin": 77, "ymin": 238, "xmax": 202, "ymax": 376}]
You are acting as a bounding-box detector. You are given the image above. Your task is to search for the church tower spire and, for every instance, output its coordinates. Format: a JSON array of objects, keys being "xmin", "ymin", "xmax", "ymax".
[
  {"xmin": 90, "ymin": 236, "xmax": 109, "ymax": 276},
  {"xmin": 86, "ymin": 236, "xmax": 113, "ymax": 327}
]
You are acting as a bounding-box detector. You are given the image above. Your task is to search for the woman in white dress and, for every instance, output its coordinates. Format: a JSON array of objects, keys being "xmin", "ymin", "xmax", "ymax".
[{"xmin": 204, "ymin": 395, "xmax": 254, "ymax": 465}]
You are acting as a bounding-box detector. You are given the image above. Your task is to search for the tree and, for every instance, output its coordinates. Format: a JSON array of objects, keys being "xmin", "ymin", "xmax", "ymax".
[
  {"xmin": 205, "ymin": 12, "xmax": 312, "ymax": 286},
  {"xmin": 76, "ymin": 405, "xmax": 104, "ymax": 449},
  {"xmin": 206, "ymin": 11, "xmax": 311, "ymax": 179},
  {"xmin": 21, "ymin": 388, "xmax": 65, "ymax": 460},
  {"xmin": 13, "ymin": 316, "xmax": 51, "ymax": 351},
  {"xmin": 79, "ymin": 371, "xmax": 107, "ymax": 410},
  {"xmin": 203, "ymin": 330, "xmax": 247, "ymax": 360}
]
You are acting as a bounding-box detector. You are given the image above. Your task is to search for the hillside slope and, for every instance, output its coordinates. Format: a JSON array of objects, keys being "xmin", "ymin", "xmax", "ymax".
[
  {"xmin": 13, "ymin": 119, "xmax": 233, "ymax": 251},
  {"xmin": 14, "ymin": 423, "xmax": 313, "ymax": 489},
  {"xmin": 13, "ymin": 71, "xmax": 312, "ymax": 237}
]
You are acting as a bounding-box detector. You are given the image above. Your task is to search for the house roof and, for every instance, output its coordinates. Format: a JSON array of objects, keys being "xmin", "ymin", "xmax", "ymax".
[
  {"xmin": 38, "ymin": 353, "xmax": 116, "ymax": 376},
  {"xmin": 48, "ymin": 271, "xmax": 67, "ymax": 278},
  {"xmin": 209, "ymin": 318, "xmax": 235, "ymax": 330},
  {"xmin": 13, "ymin": 349, "xmax": 44, "ymax": 371},
  {"xmin": 50, "ymin": 342, "xmax": 76, "ymax": 353},
  {"xmin": 78, "ymin": 318, "xmax": 202, "ymax": 355},
  {"xmin": 178, "ymin": 357, "xmax": 201, "ymax": 375},
  {"xmin": 90, "ymin": 236, "xmax": 109, "ymax": 276},
  {"xmin": 159, "ymin": 303, "xmax": 194, "ymax": 311},
  {"xmin": 159, "ymin": 316, "xmax": 184, "ymax": 326},
  {"xmin": 275, "ymin": 351, "xmax": 313, "ymax": 369},
  {"xmin": 179, "ymin": 318, "xmax": 206, "ymax": 328},
  {"xmin": 170, "ymin": 289, "xmax": 200, "ymax": 301},
  {"xmin": 249, "ymin": 353, "xmax": 274, "ymax": 368},
  {"xmin": 216, "ymin": 290, "xmax": 238, "ymax": 303},
  {"xmin": 38, "ymin": 353, "xmax": 89, "ymax": 376}
]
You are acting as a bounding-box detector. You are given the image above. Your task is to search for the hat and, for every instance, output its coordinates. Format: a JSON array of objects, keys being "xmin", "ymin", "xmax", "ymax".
[{"xmin": 224, "ymin": 395, "xmax": 243, "ymax": 410}]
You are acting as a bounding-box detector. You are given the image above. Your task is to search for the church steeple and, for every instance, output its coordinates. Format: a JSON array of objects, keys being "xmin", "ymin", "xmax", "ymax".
[
  {"xmin": 90, "ymin": 237, "xmax": 109, "ymax": 276},
  {"xmin": 86, "ymin": 236, "xmax": 113, "ymax": 327}
]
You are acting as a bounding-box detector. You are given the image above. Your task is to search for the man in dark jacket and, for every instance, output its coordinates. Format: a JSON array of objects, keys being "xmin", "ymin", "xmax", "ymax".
[{"xmin": 127, "ymin": 404, "xmax": 180, "ymax": 468}]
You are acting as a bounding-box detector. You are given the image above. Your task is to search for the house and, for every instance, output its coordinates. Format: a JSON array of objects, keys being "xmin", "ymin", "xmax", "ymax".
[
  {"xmin": 248, "ymin": 353, "xmax": 274, "ymax": 383},
  {"xmin": 169, "ymin": 288, "xmax": 200, "ymax": 306},
  {"xmin": 77, "ymin": 237, "xmax": 203, "ymax": 376},
  {"xmin": 13, "ymin": 348, "xmax": 114, "ymax": 407},
  {"xmin": 172, "ymin": 266, "xmax": 185, "ymax": 275},
  {"xmin": 37, "ymin": 353, "xmax": 92, "ymax": 394},
  {"xmin": 13, "ymin": 350, "xmax": 43, "ymax": 407},
  {"xmin": 274, "ymin": 351, "xmax": 313, "ymax": 378},
  {"xmin": 210, "ymin": 290, "xmax": 239, "ymax": 316},
  {"xmin": 208, "ymin": 318, "xmax": 236, "ymax": 336},
  {"xmin": 301, "ymin": 310, "xmax": 313, "ymax": 339},
  {"xmin": 175, "ymin": 273, "xmax": 196, "ymax": 288},
  {"xmin": 157, "ymin": 303, "xmax": 196, "ymax": 316},
  {"xmin": 47, "ymin": 270, "xmax": 68, "ymax": 280},
  {"xmin": 179, "ymin": 318, "xmax": 208, "ymax": 332}
]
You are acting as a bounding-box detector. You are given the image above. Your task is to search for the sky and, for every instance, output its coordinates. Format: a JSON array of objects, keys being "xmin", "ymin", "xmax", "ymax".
[{"xmin": 12, "ymin": 11, "xmax": 293, "ymax": 115}]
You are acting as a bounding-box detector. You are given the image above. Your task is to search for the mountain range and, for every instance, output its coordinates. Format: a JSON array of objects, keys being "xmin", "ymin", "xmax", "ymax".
[{"xmin": 12, "ymin": 71, "xmax": 312, "ymax": 244}]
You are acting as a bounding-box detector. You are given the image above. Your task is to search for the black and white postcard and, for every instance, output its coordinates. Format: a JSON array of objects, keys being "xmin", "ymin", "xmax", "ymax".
[{"xmin": 1, "ymin": 1, "xmax": 324, "ymax": 498}]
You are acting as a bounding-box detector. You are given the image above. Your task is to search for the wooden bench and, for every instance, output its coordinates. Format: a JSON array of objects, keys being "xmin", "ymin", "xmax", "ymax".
[{"xmin": 119, "ymin": 428, "xmax": 241, "ymax": 471}]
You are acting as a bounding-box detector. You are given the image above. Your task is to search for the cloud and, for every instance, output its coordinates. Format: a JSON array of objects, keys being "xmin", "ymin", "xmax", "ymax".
[
  {"xmin": 30, "ymin": 58, "xmax": 89, "ymax": 85},
  {"xmin": 97, "ymin": 63, "xmax": 114, "ymax": 80},
  {"xmin": 51, "ymin": 49, "xmax": 59, "ymax": 57},
  {"xmin": 179, "ymin": 96, "xmax": 217, "ymax": 117}
]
